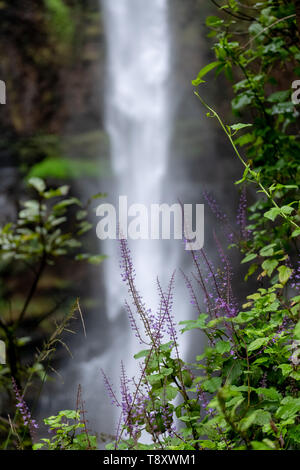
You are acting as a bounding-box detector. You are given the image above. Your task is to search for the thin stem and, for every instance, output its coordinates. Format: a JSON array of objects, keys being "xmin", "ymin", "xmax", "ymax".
[{"xmin": 194, "ymin": 92, "xmax": 300, "ymax": 230}]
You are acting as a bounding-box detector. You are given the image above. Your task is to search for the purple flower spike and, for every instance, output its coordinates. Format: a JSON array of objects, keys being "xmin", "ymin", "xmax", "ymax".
[{"xmin": 12, "ymin": 377, "xmax": 38, "ymax": 436}]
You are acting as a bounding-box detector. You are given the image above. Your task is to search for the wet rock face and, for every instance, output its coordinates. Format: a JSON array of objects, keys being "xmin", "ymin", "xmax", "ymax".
[
  {"xmin": 0, "ymin": 0, "xmax": 104, "ymax": 149},
  {"xmin": 0, "ymin": 0, "xmax": 105, "ymax": 219},
  {"xmin": 0, "ymin": 136, "xmax": 19, "ymax": 222},
  {"xmin": 0, "ymin": 167, "xmax": 18, "ymax": 221}
]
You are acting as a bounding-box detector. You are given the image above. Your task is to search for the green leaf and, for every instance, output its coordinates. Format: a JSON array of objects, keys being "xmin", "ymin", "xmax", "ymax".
[
  {"xmin": 269, "ymin": 102, "xmax": 294, "ymax": 115},
  {"xmin": 28, "ymin": 157, "xmax": 100, "ymax": 180},
  {"xmin": 205, "ymin": 16, "xmax": 224, "ymax": 28},
  {"xmin": 251, "ymin": 441, "xmax": 274, "ymax": 450},
  {"xmin": 278, "ymin": 364, "xmax": 292, "ymax": 378},
  {"xmin": 87, "ymin": 255, "xmax": 106, "ymax": 265},
  {"xmin": 235, "ymin": 165, "xmax": 250, "ymax": 185},
  {"xmin": 59, "ymin": 410, "xmax": 79, "ymax": 419},
  {"xmin": 294, "ymin": 321, "xmax": 300, "ymax": 340},
  {"xmin": 230, "ymin": 123, "xmax": 253, "ymax": 132},
  {"xmin": 147, "ymin": 368, "xmax": 173, "ymax": 385},
  {"xmin": 280, "ymin": 205, "xmax": 294, "ymax": 215},
  {"xmin": 256, "ymin": 387, "xmax": 281, "ymax": 402},
  {"xmin": 241, "ymin": 253, "xmax": 257, "ymax": 264},
  {"xmin": 267, "ymin": 90, "xmax": 291, "ymax": 103},
  {"xmin": 91, "ymin": 192, "xmax": 108, "ymax": 200},
  {"xmin": 232, "ymin": 93, "xmax": 253, "ymax": 112},
  {"xmin": 259, "ymin": 244, "xmax": 276, "ymax": 257},
  {"xmin": 262, "ymin": 259, "xmax": 278, "ymax": 276},
  {"xmin": 239, "ymin": 411, "xmax": 258, "ymax": 431},
  {"xmin": 28, "ymin": 177, "xmax": 46, "ymax": 193},
  {"xmin": 178, "ymin": 415, "xmax": 199, "ymax": 423},
  {"xmin": 44, "ymin": 186, "xmax": 70, "ymax": 198},
  {"xmin": 33, "ymin": 443, "xmax": 45, "ymax": 450},
  {"xmin": 289, "ymin": 425, "xmax": 300, "ymax": 444},
  {"xmin": 77, "ymin": 221, "xmax": 93, "ymax": 235},
  {"xmin": 134, "ymin": 349, "xmax": 150, "ymax": 360},
  {"xmin": 53, "ymin": 198, "xmax": 82, "ymax": 212},
  {"xmin": 277, "ymin": 265, "xmax": 292, "ymax": 284},
  {"xmin": 248, "ymin": 337, "xmax": 268, "ymax": 352},
  {"xmin": 179, "ymin": 314, "xmax": 208, "ymax": 332},
  {"xmin": 76, "ymin": 210, "xmax": 88, "ymax": 221},
  {"xmin": 292, "ymin": 228, "xmax": 300, "ymax": 238},
  {"xmin": 253, "ymin": 410, "xmax": 272, "ymax": 426},
  {"xmin": 264, "ymin": 207, "xmax": 281, "ymax": 222},
  {"xmin": 234, "ymin": 132, "xmax": 255, "ymax": 147},
  {"xmin": 192, "ymin": 61, "xmax": 220, "ymax": 86},
  {"xmin": 245, "ymin": 263, "xmax": 258, "ymax": 281},
  {"xmin": 227, "ymin": 361, "xmax": 242, "ymax": 384},
  {"xmin": 202, "ymin": 377, "xmax": 222, "ymax": 393},
  {"xmin": 276, "ymin": 398, "xmax": 300, "ymax": 420},
  {"xmin": 196, "ymin": 440, "xmax": 217, "ymax": 450},
  {"xmin": 160, "ymin": 385, "xmax": 178, "ymax": 401},
  {"xmin": 216, "ymin": 340, "xmax": 231, "ymax": 354}
]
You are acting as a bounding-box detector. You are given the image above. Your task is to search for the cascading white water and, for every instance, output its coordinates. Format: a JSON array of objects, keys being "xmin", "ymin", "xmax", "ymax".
[
  {"xmin": 101, "ymin": 0, "xmax": 172, "ymax": 321},
  {"xmin": 97, "ymin": 0, "xmax": 183, "ymax": 431}
]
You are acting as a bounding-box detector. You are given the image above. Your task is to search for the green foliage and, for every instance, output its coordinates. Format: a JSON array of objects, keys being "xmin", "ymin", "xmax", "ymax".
[
  {"xmin": 103, "ymin": 0, "xmax": 300, "ymax": 452},
  {"xmin": 33, "ymin": 410, "xmax": 97, "ymax": 450},
  {"xmin": 28, "ymin": 157, "xmax": 101, "ymax": 180},
  {"xmin": 107, "ymin": 281, "xmax": 299, "ymax": 451},
  {"xmin": 0, "ymin": 178, "xmax": 104, "ymax": 448},
  {"xmin": 44, "ymin": 0, "xmax": 74, "ymax": 45},
  {"xmin": 193, "ymin": 0, "xmax": 300, "ymax": 278},
  {"xmin": 0, "ymin": 177, "xmax": 101, "ymax": 265}
]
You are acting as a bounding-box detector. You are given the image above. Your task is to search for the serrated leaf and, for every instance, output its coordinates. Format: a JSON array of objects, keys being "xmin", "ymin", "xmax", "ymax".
[
  {"xmin": 216, "ymin": 340, "xmax": 231, "ymax": 354},
  {"xmin": 248, "ymin": 337, "xmax": 268, "ymax": 352},
  {"xmin": 294, "ymin": 321, "xmax": 300, "ymax": 340},
  {"xmin": 179, "ymin": 314, "xmax": 208, "ymax": 332},
  {"xmin": 202, "ymin": 377, "xmax": 222, "ymax": 393},
  {"xmin": 277, "ymin": 265, "xmax": 292, "ymax": 284},
  {"xmin": 262, "ymin": 259, "xmax": 278, "ymax": 276},
  {"xmin": 278, "ymin": 364, "xmax": 292, "ymax": 378},
  {"xmin": 280, "ymin": 205, "xmax": 294, "ymax": 215},
  {"xmin": 160, "ymin": 385, "xmax": 178, "ymax": 401},
  {"xmin": 259, "ymin": 244, "xmax": 276, "ymax": 257},
  {"xmin": 134, "ymin": 349, "xmax": 150, "ymax": 360},
  {"xmin": 292, "ymin": 228, "xmax": 300, "ymax": 238},
  {"xmin": 230, "ymin": 123, "xmax": 253, "ymax": 131},
  {"xmin": 264, "ymin": 207, "xmax": 280, "ymax": 222},
  {"xmin": 256, "ymin": 387, "xmax": 281, "ymax": 402}
]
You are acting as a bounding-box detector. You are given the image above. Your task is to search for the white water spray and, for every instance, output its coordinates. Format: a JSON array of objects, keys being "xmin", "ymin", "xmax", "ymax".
[
  {"xmin": 97, "ymin": 0, "xmax": 183, "ymax": 430},
  {"xmin": 101, "ymin": 0, "xmax": 173, "ymax": 317}
]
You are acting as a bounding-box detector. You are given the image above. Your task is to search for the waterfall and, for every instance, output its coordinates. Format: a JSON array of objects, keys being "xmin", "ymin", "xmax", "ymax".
[
  {"xmin": 101, "ymin": 0, "xmax": 173, "ymax": 320},
  {"xmin": 97, "ymin": 0, "xmax": 183, "ymax": 433}
]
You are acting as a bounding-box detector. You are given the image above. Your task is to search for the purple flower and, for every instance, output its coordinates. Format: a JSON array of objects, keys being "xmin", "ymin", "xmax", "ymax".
[
  {"xmin": 101, "ymin": 369, "xmax": 120, "ymax": 408},
  {"xmin": 157, "ymin": 272, "xmax": 178, "ymax": 346},
  {"xmin": 181, "ymin": 269, "xmax": 202, "ymax": 315},
  {"xmin": 236, "ymin": 187, "xmax": 252, "ymax": 241},
  {"xmin": 291, "ymin": 260, "xmax": 300, "ymax": 291},
  {"xmin": 12, "ymin": 378, "xmax": 38, "ymax": 435},
  {"xmin": 203, "ymin": 191, "xmax": 236, "ymax": 243},
  {"xmin": 119, "ymin": 238, "xmax": 153, "ymax": 341},
  {"xmin": 260, "ymin": 372, "xmax": 267, "ymax": 389}
]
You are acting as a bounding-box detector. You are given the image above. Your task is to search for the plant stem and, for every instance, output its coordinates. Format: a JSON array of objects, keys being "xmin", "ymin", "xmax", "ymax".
[{"xmin": 194, "ymin": 92, "xmax": 300, "ymax": 230}]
